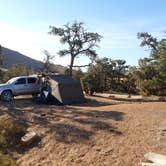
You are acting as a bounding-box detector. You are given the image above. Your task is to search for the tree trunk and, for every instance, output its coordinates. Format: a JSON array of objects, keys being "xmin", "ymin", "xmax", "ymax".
[
  {"xmin": 104, "ymin": 74, "xmax": 107, "ymax": 90},
  {"xmin": 69, "ymin": 55, "xmax": 74, "ymax": 77}
]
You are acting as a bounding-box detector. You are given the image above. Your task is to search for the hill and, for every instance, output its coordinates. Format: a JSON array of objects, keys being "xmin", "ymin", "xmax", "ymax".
[{"xmin": 1, "ymin": 47, "xmax": 66, "ymax": 73}]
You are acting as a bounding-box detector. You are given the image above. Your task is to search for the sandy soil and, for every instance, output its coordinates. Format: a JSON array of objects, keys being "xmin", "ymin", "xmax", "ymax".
[{"xmin": 0, "ymin": 95, "xmax": 166, "ymax": 166}]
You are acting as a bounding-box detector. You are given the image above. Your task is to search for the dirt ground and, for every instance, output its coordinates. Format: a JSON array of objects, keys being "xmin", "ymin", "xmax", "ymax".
[{"xmin": 0, "ymin": 95, "xmax": 166, "ymax": 166}]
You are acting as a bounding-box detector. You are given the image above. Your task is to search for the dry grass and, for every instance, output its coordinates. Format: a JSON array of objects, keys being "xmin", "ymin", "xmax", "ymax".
[
  {"xmin": 0, "ymin": 152, "xmax": 17, "ymax": 166},
  {"xmin": 0, "ymin": 115, "xmax": 26, "ymax": 166},
  {"xmin": 0, "ymin": 95, "xmax": 166, "ymax": 166}
]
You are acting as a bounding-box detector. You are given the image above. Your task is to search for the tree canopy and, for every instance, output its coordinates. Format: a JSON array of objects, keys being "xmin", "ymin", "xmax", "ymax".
[
  {"xmin": 49, "ymin": 21, "xmax": 102, "ymax": 76},
  {"xmin": 81, "ymin": 58, "xmax": 135, "ymax": 95},
  {"xmin": 136, "ymin": 32, "xmax": 166, "ymax": 96}
]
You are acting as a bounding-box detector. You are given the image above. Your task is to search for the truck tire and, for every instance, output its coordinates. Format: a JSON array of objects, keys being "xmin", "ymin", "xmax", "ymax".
[
  {"xmin": 32, "ymin": 93, "xmax": 39, "ymax": 97},
  {"xmin": 1, "ymin": 90, "xmax": 13, "ymax": 101}
]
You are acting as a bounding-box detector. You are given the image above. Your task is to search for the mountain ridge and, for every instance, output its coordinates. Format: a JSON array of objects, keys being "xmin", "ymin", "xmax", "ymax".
[{"xmin": 1, "ymin": 47, "xmax": 66, "ymax": 73}]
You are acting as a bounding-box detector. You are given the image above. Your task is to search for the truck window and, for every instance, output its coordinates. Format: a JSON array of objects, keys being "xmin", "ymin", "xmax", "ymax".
[
  {"xmin": 28, "ymin": 77, "xmax": 37, "ymax": 84},
  {"xmin": 15, "ymin": 78, "xmax": 26, "ymax": 85}
]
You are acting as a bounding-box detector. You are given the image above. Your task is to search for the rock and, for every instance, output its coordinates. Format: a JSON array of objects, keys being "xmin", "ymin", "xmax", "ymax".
[
  {"xmin": 41, "ymin": 113, "xmax": 46, "ymax": 117},
  {"xmin": 21, "ymin": 131, "xmax": 38, "ymax": 145},
  {"xmin": 141, "ymin": 162, "xmax": 160, "ymax": 166},
  {"xmin": 99, "ymin": 147, "xmax": 113, "ymax": 155},
  {"xmin": 144, "ymin": 152, "xmax": 166, "ymax": 166},
  {"xmin": 109, "ymin": 95, "xmax": 115, "ymax": 99}
]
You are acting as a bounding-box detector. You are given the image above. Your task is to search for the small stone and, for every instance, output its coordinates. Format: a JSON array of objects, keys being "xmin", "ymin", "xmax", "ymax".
[
  {"xmin": 41, "ymin": 113, "xmax": 46, "ymax": 117},
  {"xmin": 21, "ymin": 131, "xmax": 38, "ymax": 145}
]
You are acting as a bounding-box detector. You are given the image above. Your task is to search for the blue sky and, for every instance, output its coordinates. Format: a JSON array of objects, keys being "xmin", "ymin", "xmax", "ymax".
[{"xmin": 0, "ymin": 0, "xmax": 166, "ymax": 67}]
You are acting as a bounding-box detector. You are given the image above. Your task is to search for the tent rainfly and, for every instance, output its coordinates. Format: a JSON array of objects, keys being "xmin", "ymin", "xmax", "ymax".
[{"xmin": 48, "ymin": 75, "xmax": 85, "ymax": 105}]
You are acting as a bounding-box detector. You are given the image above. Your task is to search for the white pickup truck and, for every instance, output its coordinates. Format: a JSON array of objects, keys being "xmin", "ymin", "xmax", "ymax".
[{"xmin": 0, "ymin": 75, "xmax": 40, "ymax": 101}]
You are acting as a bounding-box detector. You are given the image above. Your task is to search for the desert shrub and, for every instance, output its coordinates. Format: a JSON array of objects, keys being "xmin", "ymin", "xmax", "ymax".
[
  {"xmin": 0, "ymin": 69, "xmax": 5, "ymax": 83},
  {"xmin": 0, "ymin": 115, "xmax": 26, "ymax": 165},
  {"xmin": 2, "ymin": 64, "xmax": 33, "ymax": 83},
  {"xmin": 0, "ymin": 152, "xmax": 17, "ymax": 166},
  {"xmin": 0, "ymin": 115, "xmax": 26, "ymax": 151}
]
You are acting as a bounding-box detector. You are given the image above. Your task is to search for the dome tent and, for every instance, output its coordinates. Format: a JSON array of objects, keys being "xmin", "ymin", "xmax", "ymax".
[{"xmin": 48, "ymin": 74, "xmax": 85, "ymax": 105}]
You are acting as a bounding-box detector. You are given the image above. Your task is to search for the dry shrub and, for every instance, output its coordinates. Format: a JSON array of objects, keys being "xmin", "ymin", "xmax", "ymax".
[
  {"xmin": 0, "ymin": 115, "xmax": 26, "ymax": 150},
  {"xmin": 0, "ymin": 152, "xmax": 17, "ymax": 166},
  {"xmin": 0, "ymin": 115, "xmax": 26, "ymax": 165}
]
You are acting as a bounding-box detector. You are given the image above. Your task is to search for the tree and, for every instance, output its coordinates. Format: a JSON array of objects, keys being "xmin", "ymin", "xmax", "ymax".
[
  {"xmin": 3, "ymin": 64, "xmax": 33, "ymax": 82},
  {"xmin": 81, "ymin": 57, "xmax": 132, "ymax": 95},
  {"xmin": 136, "ymin": 32, "xmax": 166, "ymax": 96},
  {"xmin": 113, "ymin": 60, "xmax": 128, "ymax": 80},
  {"xmin": 72, "ymin": 68, "xmax": 84, "ymax": 81},
  {"xmin": 93, "ymin": 58, "xmax": 114, "ymax": 91},
  {"xmin": 123, "ymin": 67, "xmax": 137, "ymax": 97},
  {"xmin": 81, "ymin": 71, "xmax": 99, "ymax": 95},
  {"xmin": 42, "ymin": 50, "xmax": 55, "ymax": 74},
  {"xmin": 49, "ymin": 21, "xmax": 102, "ymax": 76},
  {"xmin": 137, "ymin": 32, "xmax": 158, "ymax": 52}
]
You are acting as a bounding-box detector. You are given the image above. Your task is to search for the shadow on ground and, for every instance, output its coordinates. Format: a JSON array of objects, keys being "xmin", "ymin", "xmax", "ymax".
[
  {"xmin": 113, "ymin": 97, "xmax": 166, "ymax": 102},
  {"xmin": 50, "ymin": 123, "xmax": 94, "ymax": 144},
  {"xmin": 74, "ymin": 118, "xmax": 122, "ymax": 135},
  {"xmin": 0, "ymin": 96, "xmax": 118, "ymax": 109},
  {"xmin": 93, "ymin": 95, "xmax": 165, "ymax": 103},
  {"xmin": 0, "ymin": 96, "xmax": 124, "ymax": 146},
  {"xmin": 73, "ymin": 98, "xmax": 121, "ymax": 107}
]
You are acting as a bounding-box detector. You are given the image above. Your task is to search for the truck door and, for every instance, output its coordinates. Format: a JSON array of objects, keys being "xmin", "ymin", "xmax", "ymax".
[
  {"xmin": 27, "ymin": 77, "xmax": 40, "ymax": 94},
  {"xmin": 13, "ymin": 78, "xmax": 27, "ymax": 95}
]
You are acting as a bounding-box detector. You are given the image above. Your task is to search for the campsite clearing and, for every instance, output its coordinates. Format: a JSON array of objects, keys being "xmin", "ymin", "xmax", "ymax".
[{"xmin": 0, "ymin": 95, "xmax": 166, "ymax": 166}]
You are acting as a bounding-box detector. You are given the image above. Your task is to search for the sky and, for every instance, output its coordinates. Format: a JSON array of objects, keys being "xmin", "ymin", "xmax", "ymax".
[{"xmin": 0, "ymin": 0, "xmax": 166, "ymax": 67}]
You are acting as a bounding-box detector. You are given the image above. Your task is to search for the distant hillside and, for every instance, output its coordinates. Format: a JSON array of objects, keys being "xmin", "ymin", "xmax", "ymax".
[{"xmin": 1, "ymin": 47, "xmax": 66, "ymax": 73}]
